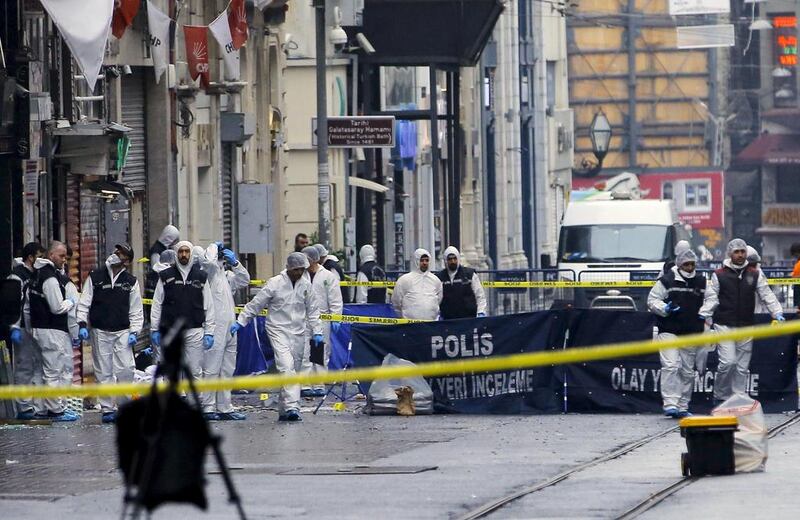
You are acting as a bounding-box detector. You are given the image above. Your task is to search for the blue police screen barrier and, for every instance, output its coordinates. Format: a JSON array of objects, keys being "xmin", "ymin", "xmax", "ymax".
[
  {"xmin": 233, "ymin": 304, "xmax": 396, "ymax": 376},
  {"xmin": 350, "ymin": 310, "xmax": 799, "ymax": 414},
  {"xmin": 561, "ymin": 312, "xmax": 799, "ymax": 414},
  {"xmin": 351, "ymin": 311, "xmax": 566, "ymax": 414}
]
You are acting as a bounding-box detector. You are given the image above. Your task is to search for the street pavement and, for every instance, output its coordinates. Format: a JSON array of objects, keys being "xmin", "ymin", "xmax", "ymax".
[{"xmin": 1, "ymin": 395, "xmax": 798, "ymax": 519}]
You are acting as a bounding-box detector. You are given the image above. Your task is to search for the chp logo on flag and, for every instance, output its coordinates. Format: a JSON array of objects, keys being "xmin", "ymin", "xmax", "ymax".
[
  {"xmin": 228, "ymin": 0, "xmax": 248, "ymax": 50},
  {"xmin": 146, "ymin": 0, "xmax": 172, "ymax": 84},
  {"xmin": 184, "ymin": 25, "xmax": 210, "ymax": 88},
  {"xmin": 210, "ymin": 8, "xmax": 240, "ymax": 80}
]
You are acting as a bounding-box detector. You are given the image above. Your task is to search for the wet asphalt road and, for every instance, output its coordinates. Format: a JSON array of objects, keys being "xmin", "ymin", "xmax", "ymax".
[{"xmin": 1, "ymin": 397, "xmax": 798, "ymax": 519}]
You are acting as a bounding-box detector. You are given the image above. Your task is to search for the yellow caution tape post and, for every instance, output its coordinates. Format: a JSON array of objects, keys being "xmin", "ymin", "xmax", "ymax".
[{"xmin": 1, "ymin": 319, "xmax": 799, "ymax": 400}]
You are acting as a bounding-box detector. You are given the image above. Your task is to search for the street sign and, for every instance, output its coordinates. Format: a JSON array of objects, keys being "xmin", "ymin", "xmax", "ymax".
[{"xmin": 312, "ymin": 116, "xmax": 395, "ymax": 148}]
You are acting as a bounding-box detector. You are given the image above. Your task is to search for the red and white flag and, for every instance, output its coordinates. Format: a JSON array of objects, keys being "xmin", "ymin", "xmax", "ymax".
[
  {"xmin": 228, "ymin": 0, "xmax": 248, "ymax": 50},
  {"xmin": 146, "ymin": 0, "xmax": 171, "ymax": 84},
  {"xmin": 40, "ymin": 0, "xmax": 114, "ymax": 91},
  {"xmin": 111, "ymin": 0, "xmax": 141, "ymax": 39},
  {"xmin": 183, "ymin": 25, "xmax": 210, "ymax": 88},
  {"xmin": 209, "ymin": 10, "xmax": 240, "ymax": 80}
]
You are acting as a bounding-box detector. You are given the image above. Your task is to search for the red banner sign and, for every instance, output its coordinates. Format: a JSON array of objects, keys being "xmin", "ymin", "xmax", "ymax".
[
  {"xmin": 184, "ymin": 25, "xmax": 210, "ymax": 88},
  {"xmin": 228, "ymin": 0, "xmax": 248, "ymax": 50}
]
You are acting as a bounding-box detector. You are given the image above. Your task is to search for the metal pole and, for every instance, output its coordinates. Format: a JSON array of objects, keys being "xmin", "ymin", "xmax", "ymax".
[{"xmin": 315, "ymin": 0, "xmax": 331, "ymax": 245}]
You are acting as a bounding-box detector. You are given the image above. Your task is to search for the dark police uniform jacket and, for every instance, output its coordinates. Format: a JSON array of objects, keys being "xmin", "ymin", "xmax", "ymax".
[{"xmin": 436, "ymin": 266, "xmax": 479, "ymax": 320}]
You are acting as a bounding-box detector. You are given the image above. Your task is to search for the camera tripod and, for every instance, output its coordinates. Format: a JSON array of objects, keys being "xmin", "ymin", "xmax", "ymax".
[{"xmin": 119, "ymin": 323, "xmax": 247, "ymax": 520}]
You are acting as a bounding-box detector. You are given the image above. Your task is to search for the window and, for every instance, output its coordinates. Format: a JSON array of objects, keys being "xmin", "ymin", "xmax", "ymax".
[
  {"xmin": 684, "ymin": 181, "xmax": 710, "ymax": 210},
  {"xmin": 546, "ymin": 61, "xmax": 556, "ymax": 111},
  {"xmin": 662, "ymin": 182, "xmax": 673, "ymax": 200},
  {"xmin": 776, "ymin": 166, "xmax": 800, "ymax": 202}
]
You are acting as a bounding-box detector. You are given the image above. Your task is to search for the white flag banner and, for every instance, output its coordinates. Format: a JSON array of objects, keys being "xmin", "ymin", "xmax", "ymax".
[
  {"xmin": 146, "ymin": 0, "xmax": 172, "ymax": 84},
  {"xmin": 40, "ymin": 0, "xmax": 114, "ymax": 92},
  {"xmin": 208, "ymin": 10, "xmax": 240, "ymax": 80}
]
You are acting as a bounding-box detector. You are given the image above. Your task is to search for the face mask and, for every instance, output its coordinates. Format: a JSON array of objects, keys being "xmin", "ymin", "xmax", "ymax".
[
  {"xmin": 107, "ymin": 254, "xmax": 122, "ymax": 266},
  {"xmin": 679, "ymin": 269, "xmax": 695, "ymax": 278}
]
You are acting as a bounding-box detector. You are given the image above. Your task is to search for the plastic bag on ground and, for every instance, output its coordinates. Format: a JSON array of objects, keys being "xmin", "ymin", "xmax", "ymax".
[
  {"xmin": 365, "ymin": 354, "xmax": 433, "ymax": 415},
  {"xmin": 712, "ymin": 394, "xmax": 768, "ymax": 472}
]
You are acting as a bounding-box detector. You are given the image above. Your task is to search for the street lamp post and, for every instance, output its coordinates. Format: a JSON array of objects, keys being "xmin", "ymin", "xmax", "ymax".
[
  {"xmin": 315, "ymin": 0, "xmax": 331, "ymax": 245},
  {"xmin": 573, "ymin": 110, "xmax": 612, "ymax": 177}
]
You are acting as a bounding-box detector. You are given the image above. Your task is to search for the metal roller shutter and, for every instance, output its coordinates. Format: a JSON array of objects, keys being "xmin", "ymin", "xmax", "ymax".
[
  {"xmin": 121, "ymin": 68, "xmax": 147, "ymax": 192},
  {"xmin": 221, "ymin": 144, "xmax": 233, "ymax": 245}
]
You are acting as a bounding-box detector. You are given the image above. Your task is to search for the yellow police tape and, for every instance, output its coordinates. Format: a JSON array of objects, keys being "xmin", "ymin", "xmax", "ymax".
[
  {"xmin": 274, "ymin": 279, "xmax": 800, "ymax": 289},
  {"xmin": 1, "ymin": 319, "xmax": 799, "ymax": 400},
  {"xmin": 319, "ymin": 313, "xmax": 428, "ymax": 325}
]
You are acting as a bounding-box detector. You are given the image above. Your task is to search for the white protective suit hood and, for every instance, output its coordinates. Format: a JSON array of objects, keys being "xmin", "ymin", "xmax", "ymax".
[
  {"xmin": 412, "ymin": 248, "xmax": 432, "ymax": 273},
  {"xmin": 443, "ymin": 246, "xmax": 460, "ymax": 272},
  {"xmin": 158, "ymin": 225, "xmax": 180, "ymax": 248},
  {"xmin": 34, "ymin": 258, "xmax": 54, "ymax": 270},
  {"xmin": 674, "ymin": 240, "xmax": 691, "ymax": 256},
  {"xmin": 174, "ymin": 241, "xmax": 195, "ymax": 277},
  {"xmin": 359, "ymin": 245, "xmax": 376, "ymax": 264}
]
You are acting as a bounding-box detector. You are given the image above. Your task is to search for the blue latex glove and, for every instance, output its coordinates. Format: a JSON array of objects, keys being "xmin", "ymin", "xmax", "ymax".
[
  {"xmin": 79, "ymin": 327, "xmax": 90, "ymax": 340},
  {"xmin": 203, "ymin": 334, "xmax": 214, "ymax": 350},
  {"xmin": 331, "ymin": 322, "xmax": 342, "ymax": 333},
  {"xmin": 10, "ymin": 328, "xmax": 22, "ymax": 345},
  {"xmin": 128, "ymin": 333, "xmax": 137, "ymax": 346},
  {"xmin": 222, "ymin": 249, "xmax": 238, "ymax": 265},
  {"xmin": 775, "ymin": 314, "xmax": 786, "ymax": 322},
  {"xmin": 141, "ymin": 347, "xmax": 153, "ymax": 356},
  {"xmin": 313, "ymin": 333, "xmax": 324, "ymax": 345},
  {"xmin": 230, "ymin": 322, "xmax": 242, "ymax": 335},
  {"xmin": 664, "ymin": 302, "xmax": 681, "ymax": 315},
  {"xmin": 477, "ymin": 312, "xmax": 486, "ymax": 317},
  {"xmin": 150, "ymin": 331, "xmax": 161, "ymax": 347}
]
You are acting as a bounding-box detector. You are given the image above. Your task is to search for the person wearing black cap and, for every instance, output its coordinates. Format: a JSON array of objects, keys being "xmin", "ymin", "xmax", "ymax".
[{"xmin": 76, "ymin": 244, "xmax": 143, "ymax": 424}]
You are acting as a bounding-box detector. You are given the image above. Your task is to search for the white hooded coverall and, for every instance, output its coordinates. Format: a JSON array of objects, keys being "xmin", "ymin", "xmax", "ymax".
[
  {"xmin": 198, "ymin": 244, "xmax": 250, "ymax": 413},
  {"xmin": 236, "ymin": 270, "xmax": 323, "ymax": 413},
  {"xmin": 76, "ymin": 262, "xmax": 144, "ymax": 413},
  {"xmin": 150, "ymin": 250, "xmax": 216, "ymax": 382},
  {"xmin": 647, "ymin": 265, "xmax": 701, "ymax": 412},
  {"xmin": 355, "ymin": 244, "xmax": 387, "ymax": 304},
  {"xmin": 31, "ymin": 258, "xmax": 74, "ymax": 414},
  {"xmin": 8, "ymin": 260, "xmax": 43, "ymax": 414},
  {"xmin": 391, "ymin": 248, "xmax": 443, "ymax": 320},
  {"xmin": 698, "ymin": 258, "xmax": 783, "ymax": 401},
  {"xmin": 301, "ymin": 266, "xmax": 343, "ymax": 390}
]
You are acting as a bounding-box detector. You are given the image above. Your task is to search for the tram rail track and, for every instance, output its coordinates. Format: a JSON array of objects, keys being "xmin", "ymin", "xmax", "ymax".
[
  {"xmin": 455, "ymin": 424, "xmax": 679, "ymax": 520},
  {"xmin": 456, "ymin": 411, "xmax": 800, "ymax": 520},
  {"xmin": 614, "ymin": 411, "xmax": 800, "ymax": 520}
]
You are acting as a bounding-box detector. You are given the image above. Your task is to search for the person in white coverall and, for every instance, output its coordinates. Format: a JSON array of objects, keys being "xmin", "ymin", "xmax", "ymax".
[
  {"xmin": 699, "ymin": 238, "xmax": 784, "ymax": 403},
  {"xmin": 197, "ymin": 242, "xmax": 250, "ymax": 420},
  {"xmin": 392, "ymin": 248, "xmax": 443, "ymax": 320},
  {"xmin": 647, "ymin": 249, "xmax": 705, "ymax": 418},
  {"xmin": 230, "ymin": 252, "xmax": 323, "ymax": 422},
  {"xmin": 150, "ymin": 241, "xmax": 216, "ymax": 414},
  {"xmin": 77, "ymin": 243, "xmax": 143, "ymax": 423},
  {"xmin": 355, "ymin": 244, "xmax": 388, "ymax": 304},
  {"xmin": 435, "ymin": 246, "xmax": 487, "ymax": 320},
  {"xmin": 143, "ymin": 249, "xmax": 176, "ymax": 363},
  {"xmin": 28, "ymin": 241, "xmax": 78, "ymax": 421},
  {"xmin": 8, "ymin": 242, "xmax": 45, "ymax": 420},
  {"xmin": 300, "ymin": 246, "xmax": 343, "ymax": 397}
]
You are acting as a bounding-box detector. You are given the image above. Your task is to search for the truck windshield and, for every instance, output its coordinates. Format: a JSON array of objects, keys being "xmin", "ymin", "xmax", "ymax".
[{"xmin": 558, "ymin": 224, "xmax": 672, "ymax": 263}]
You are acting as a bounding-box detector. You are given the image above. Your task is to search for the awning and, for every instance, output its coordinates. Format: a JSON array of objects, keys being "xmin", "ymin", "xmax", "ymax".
[
  {"xmin": 761, "ymin": 109, "xmax": 800, "ymax": 131},
  {"xmin": 734, "ymin": 133, "xmax": 800, "ymax": 166},
  {"xmin": 49, "ymin": 121, "xmax": 132, "ymax": 136},
  {"xmin": 352, "ymin": 0, "xmax": 504, "ymax": 66},
  {"xmin": 349, "ymin": 176, "xmax": 389, "ymax": 193}
]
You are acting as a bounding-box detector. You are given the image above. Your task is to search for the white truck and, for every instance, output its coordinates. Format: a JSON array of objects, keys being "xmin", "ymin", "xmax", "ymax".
[{"xmin": 556, "ymin": 175, "xmax": 687, "ymax": 309}]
